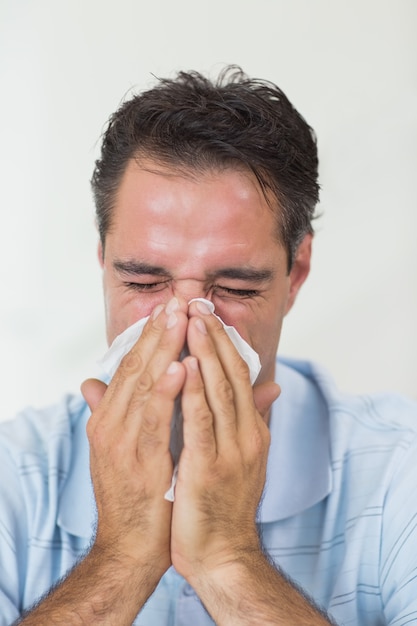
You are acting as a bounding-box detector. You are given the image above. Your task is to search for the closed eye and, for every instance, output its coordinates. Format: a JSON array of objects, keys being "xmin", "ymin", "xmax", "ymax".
[
  {"xmin": 125, "ymin": 281, "xmax": 170, "ymax": 292},
  {"xmin": 214, "ymin": 285, "xmax": 259, "ymax": 298}
]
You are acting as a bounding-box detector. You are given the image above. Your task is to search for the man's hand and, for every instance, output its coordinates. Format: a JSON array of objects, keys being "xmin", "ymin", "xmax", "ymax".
[
  {"xmin": 19, "ymin": 298, "xmax": 193, "ymax": 625},
  {"xmin": 171, "ymin": 299, "xmax": 279, "ymax": 581},
  {"xmin": 167, "ymin": 300, "xmax": 333, "ymax": 625},
  {"xmin": 81, "ymin": 297, "xmax": 188, "ymax": 602}
]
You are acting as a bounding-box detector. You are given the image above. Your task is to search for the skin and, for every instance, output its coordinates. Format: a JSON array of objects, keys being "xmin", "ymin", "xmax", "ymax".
[
  {"xmin": 20, "ymin": 159, "xmax": 333, "ymax": 625},
  {"xmin": 100, "ymin": 159, "xmax": 310, "ymax": 385}
]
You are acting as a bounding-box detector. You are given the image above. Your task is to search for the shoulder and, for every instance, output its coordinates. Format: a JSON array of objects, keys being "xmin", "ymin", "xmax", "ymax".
[
  {"xmin": 0, "ymin": 395, "xmax": 90, "ymax": 616},
  {"xmin": 0, "ymin": 393, "xmax": 90, "ymax": 536},
  {"xmin": 278, "ymin": 355, "xmax": 417, "ymax": 434},
  {"xmin": 273, "ymin": 359, "xmax": 417, "ymax": 626},
  {"xmin": 277, "ymin": 355, "xmax": 417, "ymax": 490},
  {"xmin": 0, "ymin": 393, "xmax": 87, "ymax": 473}
]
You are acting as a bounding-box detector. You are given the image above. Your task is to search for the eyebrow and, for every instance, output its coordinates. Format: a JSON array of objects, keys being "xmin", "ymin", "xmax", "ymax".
[
  {"xmin": 113, "ymin": 260, "xmax": 171, "ymax": 277},
  {"xmin": 208, "ymin": 267, "xmax": 274, "ymax": 283},
  {"xmin": 113, "ymin": 259, "xmax": 274, "ymax": 283}
]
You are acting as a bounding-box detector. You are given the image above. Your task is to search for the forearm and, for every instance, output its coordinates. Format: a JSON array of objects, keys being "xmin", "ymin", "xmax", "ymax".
[
  {"xmin": 16, "ymin": 544, "xmax": 162, "ymax": 625},
  {"xmin": 191, "ymin": 550, "xmax": 335, "ymax": 626},
  {"xmin": 29, "ymin": 299, "xmax": 187, "ymax": 625},
  {"xmin": 174, "ymin": 307, "xmax": 334, "ymax": 623}
]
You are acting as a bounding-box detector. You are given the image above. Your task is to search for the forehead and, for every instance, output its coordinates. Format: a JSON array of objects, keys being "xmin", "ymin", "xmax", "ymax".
[{"xmin": 106, "ymin": 158, "xmax": 286, "ymax": 270}]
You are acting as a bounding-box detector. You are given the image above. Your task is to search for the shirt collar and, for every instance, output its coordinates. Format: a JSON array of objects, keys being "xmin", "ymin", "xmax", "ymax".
[
  {"xmin": 257, "ymin": 358, "xmax": 332, "ymax": 523},
  {"xmin": 58, "ymin": 402, "xmax": 96, "ymax": 538}
]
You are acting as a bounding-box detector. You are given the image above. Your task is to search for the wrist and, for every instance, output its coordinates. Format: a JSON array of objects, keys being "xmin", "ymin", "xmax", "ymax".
[
  {"xmin": 89, "ymin": 537, "xmax": 170, "ymax": 590},
  {"xmin": 185, "ymin": 550, "xmax": 333, "ymax": 626},
  {"xmin": 180, "ymin": 538, "xmax": 265, "ymax": 592}
]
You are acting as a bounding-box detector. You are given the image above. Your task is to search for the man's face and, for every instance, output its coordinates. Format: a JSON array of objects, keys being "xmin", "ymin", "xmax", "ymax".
[{"xmin": 100, "ymin": 158, "xmax": 311, "ymax": 383}]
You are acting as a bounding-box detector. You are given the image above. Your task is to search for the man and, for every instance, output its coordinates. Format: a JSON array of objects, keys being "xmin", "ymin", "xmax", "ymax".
[{"xmin": 1, "ymin": 67, "xmax": 417, "ymax": 625}]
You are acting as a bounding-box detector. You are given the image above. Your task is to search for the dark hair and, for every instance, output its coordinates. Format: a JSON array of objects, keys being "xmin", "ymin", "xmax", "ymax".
[{"xmin": 91, "ymin": 66, "xmax": 319, "ymax": 270}]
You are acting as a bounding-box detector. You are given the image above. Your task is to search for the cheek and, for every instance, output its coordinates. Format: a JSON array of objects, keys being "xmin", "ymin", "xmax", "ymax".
[
  {"xmin": 228, "ymin": 300, "xmax": 285, "ymax": 378},
  {"xmin": 213, "ymin": 300, "xmax": 279, "ymax": 352},
  {"xmin": 104, "ymin": 290, "xmax": 164, "ymax": 343},
  {"xmin": 212, "ymin": 300, "xmax": 263, "ymax": 350},
  {"xmin": 253, "ymin": 315, "xmax": 282, "ymax": 354},
  {"xmin": 124, "ymin": 294, "xmax": 165, "ymax": 321},
  {"xmin": 251, "ymin": 320, "xmax": 284, "ymax": 383},
  {"xmin": 212, "ymin": 299, "xmax": 248, "ymax": 327}
]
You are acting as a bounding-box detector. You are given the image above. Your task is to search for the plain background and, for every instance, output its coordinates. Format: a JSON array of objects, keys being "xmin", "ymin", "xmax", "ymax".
[{"xmin": 0, "ymin": 0, "xmax": 416, "ymax": 421}]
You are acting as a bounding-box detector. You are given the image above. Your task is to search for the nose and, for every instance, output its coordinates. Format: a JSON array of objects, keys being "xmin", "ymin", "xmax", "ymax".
[{"xmin": 172, "ymin": 279, "xmax": 211, "ymax": 306}]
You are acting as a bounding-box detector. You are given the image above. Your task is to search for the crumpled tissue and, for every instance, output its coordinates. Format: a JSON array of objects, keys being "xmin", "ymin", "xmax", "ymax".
[{"xmin": 98, "ymin": 298, "xmax": 261, "ymax": 501}]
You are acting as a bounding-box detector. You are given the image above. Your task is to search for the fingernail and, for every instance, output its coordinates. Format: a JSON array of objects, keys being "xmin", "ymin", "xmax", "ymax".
[
  {"xmin": 166, "ymin": 297, "xmax": 179, "ymax": 315},
  {"xmin": 167, "ymin": 361, "xmax": 180, "ymax": 375},
  {"xmin": 195, "ymin": 318, "xmax": 207, "ymax": 334},
  {"xmin": 152, "ymin": 304, "xmax": 164, "ymax": 320},
  {"xmin": 189, "ymin": 356, "xmax": 199, "ymax": 371},
  {"xmin": 166, "ymin": 312, "xmax": 178, "ymax": 329},
  {"xmin": 195, "ymin": 300, "xmax": 212, "ymax": 315}
]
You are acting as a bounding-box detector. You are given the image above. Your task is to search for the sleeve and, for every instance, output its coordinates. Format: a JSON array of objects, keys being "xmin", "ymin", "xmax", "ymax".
[
  {"xmin": 380, "ymin": 435, "xmax": 417, "ymax": 624},
  {"xmin": 0, "ymin": 443, "xmax": 29, "ymax": 625}
]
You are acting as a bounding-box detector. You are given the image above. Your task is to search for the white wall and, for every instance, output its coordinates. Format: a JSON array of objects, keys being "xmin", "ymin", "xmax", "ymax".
[{"xmin": 0, "ymin": 0, "xmax": 416, "ymax": 420}]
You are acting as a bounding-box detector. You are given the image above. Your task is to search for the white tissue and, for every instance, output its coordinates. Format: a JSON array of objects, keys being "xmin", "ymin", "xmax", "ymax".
[{"xmin": 98, "ymin": 298, "xmax": 261, "ymax": 501}]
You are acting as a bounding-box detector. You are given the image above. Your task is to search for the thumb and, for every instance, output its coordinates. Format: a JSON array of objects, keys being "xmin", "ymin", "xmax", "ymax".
[
  {"xmin": 80, "ymin": 378, "xmax": 108, "ymax": 413},
  {"xmin": 252, "ymin": 381, "xmax": 281, "ymax": 419}
]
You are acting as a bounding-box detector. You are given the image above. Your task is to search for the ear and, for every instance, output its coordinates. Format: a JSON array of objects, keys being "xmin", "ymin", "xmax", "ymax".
[
  {"xmin": 97, "ymin": 240, "xmax": 104, "ymax": 268},
  {"xmin": 285, "ymin": 233, "xmax": 312, "ymax": 315}
]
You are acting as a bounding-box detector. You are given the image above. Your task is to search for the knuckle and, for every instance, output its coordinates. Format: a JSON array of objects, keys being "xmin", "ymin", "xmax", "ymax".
[
  {"xmin": 190, "ymin": 407, "xmax": 215, "ymax": 448},
  {"xmin": 86, "ymin": 415, "xmax": 110, "ymax": 452},
  {"xmin": 124, "ymin": 372, "xmax": 154, "ymax": 413},
  {"xmin": 138, "ymin": 433, "xmax": 162, "ymax": 451},
  {"xmin": 249, "ymin": 422, "xmax": 270, "ymax": 457},
  {"xmin": 194, "ymin": 427, "xmax": 214, "ymax": 450},
  {"xmin": 141, "ymin": 411, "xmax": 159, "ymax": 434},
  {"xmin": 135, "ymin": 370, "xmax": 154, "ymax": 393},
  {"xmin": 128, "ymin": 394, "xmax": 149, "ymax": 416},
  {"xmin": 233, "ymin": 354, "xmax": 251, "ymax": 381},
  {"xmin": 138, "ymin": 415, "xmax": 164, "ymax": 450},
  {"xmin": 119, "ymin": 350, "xmax": 144, "ymax": 376},
  {"xmin": 216, "ymin": 378, "xmax": 234, "ymax": 404},
  {"xmin": 193, "ymin": 403, "xmax": 213, "ymax": 426}
]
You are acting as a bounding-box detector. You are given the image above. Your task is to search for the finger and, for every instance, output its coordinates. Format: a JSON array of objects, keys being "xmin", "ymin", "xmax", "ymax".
[
  {"xmin": 186, "ymin": 317, "xmax": 239, "ymax": 448},
  {"xmin": 123, "ymin": 309, "xmax": 188, "ymax": 427},
  {"xmin": 132, "ymin": 296, "xmax": 188, "ymax": 380},
  {"xmin": 187, "ymin": 303, "xmax": 253, "ymax": 414},
  {"xmin": 188, "ymin": 301, "xmax": 252, "ymax": 398},
  {"xmin": 134, "ymin": 360, "xmax": 186, "ymax": 465},
  {"xmin": 253, "ymin": 382, "xmax": 281, "ymax": 420},
  {"xmin": 180, "ymin": 355, "xmax": 217, "ymax": 462},
  {"xmin": 187, "ymin": 305, "xmax": 271, "ymax": 451},
  {"xmin": 81, "ymin": 378, "xmax": 108, "ymax": 412},
  {"xmin": 109, "ymin": 296, "xmax": 186, "ymax": 396},
  {"xmin": 93, "ymin": 298, "xmax": 188, "ymax": 430}
]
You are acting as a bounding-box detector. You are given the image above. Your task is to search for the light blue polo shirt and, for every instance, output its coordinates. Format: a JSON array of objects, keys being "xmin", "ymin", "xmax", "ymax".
[{"xmin": 1, "ymin": 357, "xmax": 417, "ymax": 625}]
